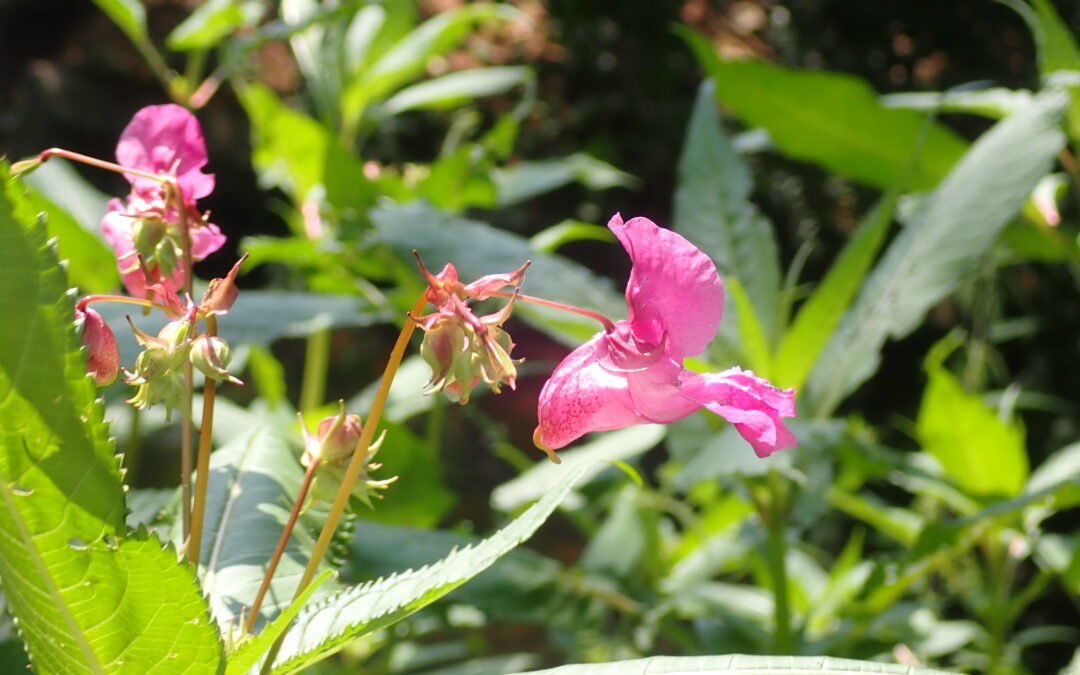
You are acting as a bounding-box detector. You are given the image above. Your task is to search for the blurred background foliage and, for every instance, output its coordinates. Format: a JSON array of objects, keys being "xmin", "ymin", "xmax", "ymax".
[{"xmin": 3, "ymin": 0, "xmax": 1080, "ymax": 673}]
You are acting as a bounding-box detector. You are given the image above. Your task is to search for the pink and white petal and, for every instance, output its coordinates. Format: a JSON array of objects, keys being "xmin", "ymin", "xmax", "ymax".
[
  {"xmin": 608, "ymin": 214, "xmax": 724, "ymax": 359},
  {"xmin": 679, "ymin": 367, "xmax": 796, "ymax": 457},
  {"xmin": 190, "ymin": 221, "xmax": 227, "ymax": 260},
  {"xmin": 536, "ymin": 333, "xmax": 648, "ymax": 450},
  {"xmin": 116, "ymin": 104, "xmax": 215, "ymax": 201},
  {"xmin": 625, "ymin": 355, "xmax": 702, "ymax": 424}
]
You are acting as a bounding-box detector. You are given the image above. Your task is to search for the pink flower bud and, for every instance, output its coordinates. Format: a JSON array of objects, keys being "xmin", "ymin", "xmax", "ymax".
[
  {"xmin": 302, "ymin": 406, "xmax": 364, "ymax": 466},
  {"xmin": 76, "ymin": 307, "xmax": 119, "ymax": 386}
]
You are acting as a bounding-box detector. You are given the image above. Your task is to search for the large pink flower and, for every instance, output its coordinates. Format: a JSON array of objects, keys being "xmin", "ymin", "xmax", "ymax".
[
  {"xmin": 102, "ymin": 105, "xmax": 225, "ymax": 300},
  {"xmin": 535, "ymin": 214, "xmax": 796, "ymax": 457},
  {"xmin": 116, "ymin": 104, "xmax": 215, "ymax": 202}
]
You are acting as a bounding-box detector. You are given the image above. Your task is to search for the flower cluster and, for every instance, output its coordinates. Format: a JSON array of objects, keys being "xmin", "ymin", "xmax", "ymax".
[
  {"xmin": 412, "ymin": 254, "xmax": 530, "ymax": 404},
  {"xmin": 534, "ymin": 214, "xmax": 796, "ymax": 461},
  {"xmin": 101, "ymin": 104, "xmax": 225, "ymax": 304},
  {"xmin": 301, "ymin": 404, "xmax": 396, "ymax": 509}
]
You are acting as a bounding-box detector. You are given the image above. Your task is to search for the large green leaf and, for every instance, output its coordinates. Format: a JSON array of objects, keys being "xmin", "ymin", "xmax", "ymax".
[
  {"xmin": 681, "ymin": 29, "xmax": 969, "ymax": 190},
  {"xmin": 674, "ymin": 79, "xmax": 781, "ymax": 344},
  {"xmin": 376, "ymin": 66, "xmax": 532, "ymax": 117},
  {"xmin": 916, "ymin": 351, "xmax": 1028, "ymax": 498},
  {"xmin": 804, "ymin": 94, "xmax": 1067, "ymax": 416},
  {"xmin": 178, "ymin": 428, "xmax": 342, "ymax": 633},
  {"xmin": 265, "ymin": 461, "xmax": 598, "ymax": 673},
  {"xmin": 771, "ymin": 192, "xmax": 898, "ymax": 391},
  {"xmin": 0, "ymin": 164, "xmax": 221, "ymax": 672},
  {"xmin": 515, "ymin": 655, "xmax": 957, "ymax": 675},
  {"xmin": 372, "ymin": 202, "xmax": 624, "ymax": 345}
]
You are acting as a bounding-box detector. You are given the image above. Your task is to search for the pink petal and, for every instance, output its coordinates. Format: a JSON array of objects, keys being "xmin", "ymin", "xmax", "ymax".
[
  {"xmin": 116, "ymin": 104, "xmax": 215, "ymax": 202},
  {"xmin": 679, "ymin": 367, "xmax": 796, "ymax": 457},
  {"xmin": 624, "ymin": 353, "xmax": 701, "ymax": 424},
  {"xmin": 190, "ymin": 221, "xmax": 227, "ymax": 260},
  {"xmin": 608, "ymin": 214, "xmax": 724, "ymax": 359},
  {"xmin": 101, "ymin": 201, "xmax": 184, "ymax": 300},
  {"xmin": 535, "ymin": 333, "xmax": 648, "ymax": 450}
]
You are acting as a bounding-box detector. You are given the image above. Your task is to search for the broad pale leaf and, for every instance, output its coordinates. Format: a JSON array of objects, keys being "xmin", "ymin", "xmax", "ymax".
[
  {"xmin": 681, "ymin": 29, "xmax": 969, "ymax": 190},
  {"xmin": 178, "ymin": 428, "xmax": 342, "ymax": 633},
  {"xmin": 674, "ymin": 79, "xmax": 781, "ymax": 344},
  {"xmin": 0, "ymin": 164, "xmax": 221, "ymax": 673},
  {"xmin": 266, "ymin": 461, "xmax": 598, "ymax": 672},
  {"xmin": 372, "ymin": 202, "xmax": 624, "ymax": 345},
  {"xmin": 168, "ymin": 0, "xmax": 263, "ymax": 51},
  {"xmin": 514, "ymin": 655, "xmax": 957, "ymax": 675},
  {"xmin": 805, "ymin": 94, "xmax": 1067, "ymax": 416},
  {"xmin": 492, "ymin": 153, "xmax": 638, "ymax": 207}
]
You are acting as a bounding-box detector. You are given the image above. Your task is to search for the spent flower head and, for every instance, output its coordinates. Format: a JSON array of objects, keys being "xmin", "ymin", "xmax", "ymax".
[
  {"xmin": 301, "ymin": 403, "xmax": 397, "ymax": 509},
  {"xmin": 411, "ymin": 254, "xmax": 529, "ymax": 404}
]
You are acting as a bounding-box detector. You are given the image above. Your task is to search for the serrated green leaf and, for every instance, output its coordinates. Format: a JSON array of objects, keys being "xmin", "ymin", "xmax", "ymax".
[
  {"xmin": 225, "ymin": 570, "xmax": 332, "ymax": 675},
  {"xmin": 179, "ymin": 428, "xmax": 342, "ymax": 633},
  {"xmin": 89, "ymin": 0, "xmax": 147, "ymax": 43},
  {"xmin": 674, "ymin": 79, "xmax": 781, "ymax": 344},
  {"xmin": 377, "ymin": 66, "xmax": 531, "ymax": 117},
  {"xmin": 514, "ymin": 655, "xmax": 957, "ymax": 675},
  {"xmin": 372, "ymin": 202, "xmax": 624, "ymax": 345},
  {"xmin": 0, "ymin": 163, "xmax": 221, "ymax": 673},
  {"xmin": 804, "ymin": 94, "xmax": 1067, "ymax": 416},
  {"xmin": 681, "ymin": 29, "xmax": 969, "ymax": 190},
  {"xmin": 267, "ymin": 461, "xmax": 598, "ymax": 672},
  {"xmin": 772, "ymin": 192, "xmax": 897, "ymax": 391},
  {"xmin": 492, "ymin": 153, "xmax": 637, "ymax": 207}
]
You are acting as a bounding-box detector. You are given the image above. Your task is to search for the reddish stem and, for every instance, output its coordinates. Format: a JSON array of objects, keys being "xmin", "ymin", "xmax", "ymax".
[
  {"xmin": 485, "ymin": 289, "xmax": 616, "ymax": 332},
  {"xmin": 38, "ymin": 148, "xmax": 168, "ymax": 185}
]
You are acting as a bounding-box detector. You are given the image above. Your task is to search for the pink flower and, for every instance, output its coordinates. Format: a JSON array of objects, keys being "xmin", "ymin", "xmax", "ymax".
[
  {"xmin": 116, "ymin": 104, "xmax": 215, "ymax": 202},
  {"xmin": 534, "ymin": 214, "xmax": 796, "ymax": 458},
  {"xmin": 102, "ymin": 105, "xmax": 225, "ymax": 300}
]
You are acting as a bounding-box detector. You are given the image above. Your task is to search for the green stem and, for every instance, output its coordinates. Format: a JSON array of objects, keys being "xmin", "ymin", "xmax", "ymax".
[
  {"xmin": 247, "ymin": 458, "xmax": 320, "ymax": 634},
  {"xmin": 765, "ymin": 471, "xmax": 792, "ymax": 653},
  {"xmin": 299, "ymin": 326, "xmax": 331, "ymax": 415},
  {"xmin": 185, "ymin": 316, "xmax": 219, "ymax": 566},
  {"xmin": 180, "ymin": 362, "xmax": 194, "ymax": 541},
  {"xmin": 260, "ymin": 293, "xmax": 430, "ymax": 671},
  {"xmin": 123, "ymin": 407, "xmax": 142, "ymax": 480}
]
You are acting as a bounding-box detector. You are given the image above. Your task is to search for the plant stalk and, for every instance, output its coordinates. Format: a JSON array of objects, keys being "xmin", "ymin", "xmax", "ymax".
[
  {"xmin": 766, "ymin": 471, "xmax": 792, "ymax": 653},
  {"xmin": 260, "ymin": 293, "xmax": 428, "ymax": 671},
  {"xmin": 185, "ymin": 315, "xmax": 219, "ymax": 566},
  {"xmin": 246, "ymin": 457, "xmax": 321, "ymax": 634},
  {"xmin": 299, "ymin": 326, "xmax": 331, "ymax": 414},
  {"xmin": 486, "ymin": 289, "xmax": 616, "ymax": 332}
]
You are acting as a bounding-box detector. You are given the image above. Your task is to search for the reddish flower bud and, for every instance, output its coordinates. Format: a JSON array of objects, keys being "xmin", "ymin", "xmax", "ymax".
[
  {"xmin": 200, "ymin": 254, "xmax": 247, "ymax": 316},
  {"xmin": 76, "ymin": 307, "xmax": 119, "ymax": 386}
]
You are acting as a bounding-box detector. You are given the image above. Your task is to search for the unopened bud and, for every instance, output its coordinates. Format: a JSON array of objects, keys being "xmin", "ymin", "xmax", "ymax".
[
  {"xmin": 76, "ymin": 307, "xmax": 119, "ymax": 386},
  {"xmin": 132, "ymin": 217, "xmax": 167, "ymax": 258},
  {"xmin": 200, "ymin": 254, "xmax": 247, "ymax": 315},
  {"xmin": 190, "ymin": 335, "xmax": 241, "ymax": 384}
]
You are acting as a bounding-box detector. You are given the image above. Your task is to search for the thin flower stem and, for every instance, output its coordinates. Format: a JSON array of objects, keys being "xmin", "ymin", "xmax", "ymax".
[
  {"xmin": 185, "ymin": 315, "xmax": 219, "ymax": 566},
  {"xmin": 485, "ymin": 289, "xmax": 616, "ymax": 332},
  {"xmin": 38, "ymin": 148, "xmax": 169, "ymax": 185},
  {"xmin": 765, "ymin": 471, "xmax": 793, "ymax": 653},
  {"xmin": 259, "ymin": 293, "xmax": 429, "ymax": 669},
  {"xmin": 77, "ymin": 294, "xmax": 167, "ymax": 314},
  {"xmin": 180, "ymin": 362, "xmax": 194, "ymax": 541},
  {"xmin": 246, "ymin": 458, "xmax": 321, "ymax": 635},
  {"xmin": 299, "ymin": 327, "xmax": 331, "ymax": 414}
]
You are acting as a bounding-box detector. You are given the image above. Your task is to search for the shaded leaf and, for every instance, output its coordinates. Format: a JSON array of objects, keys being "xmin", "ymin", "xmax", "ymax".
[
  {"xmin": 377, "ymin": 66, "xmax": 532, "ymax": 117},
  {"xmin": 682, "ymin": 29, "xmax": 969, "ymax": 190},
  {"xmin": 805, "ymin": 94, "xmax": 1066, "ymax": 415},
  {"xmin": 493, "ymin": 153, "xmax": 637, "ymax": 207},
  {"xmin": 514, "ymin": 655, "xmax": 956, "ymax": 675}
]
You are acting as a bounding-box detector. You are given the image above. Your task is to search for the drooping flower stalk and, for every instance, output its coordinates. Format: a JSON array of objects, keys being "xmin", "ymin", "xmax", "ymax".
[
  {"xmin": 482, "ymin": 289, "xmax": 617, "ymax": 333},
  {"xmin": 259, "ymin": 294, "xmax": 428, "ymax": 668}
]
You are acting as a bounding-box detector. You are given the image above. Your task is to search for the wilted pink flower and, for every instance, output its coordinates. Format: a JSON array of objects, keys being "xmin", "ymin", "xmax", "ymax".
[
  {"xmin": 534, "ymin": 214, "xmax": 796, "ymax": 460},
  {"xmin": 102, "ymin": 105, "xmax": 225, "ymax": 301},
  {"xmin": 75, "ymin": 306, "xmax": 119, "ymax": 386}
]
